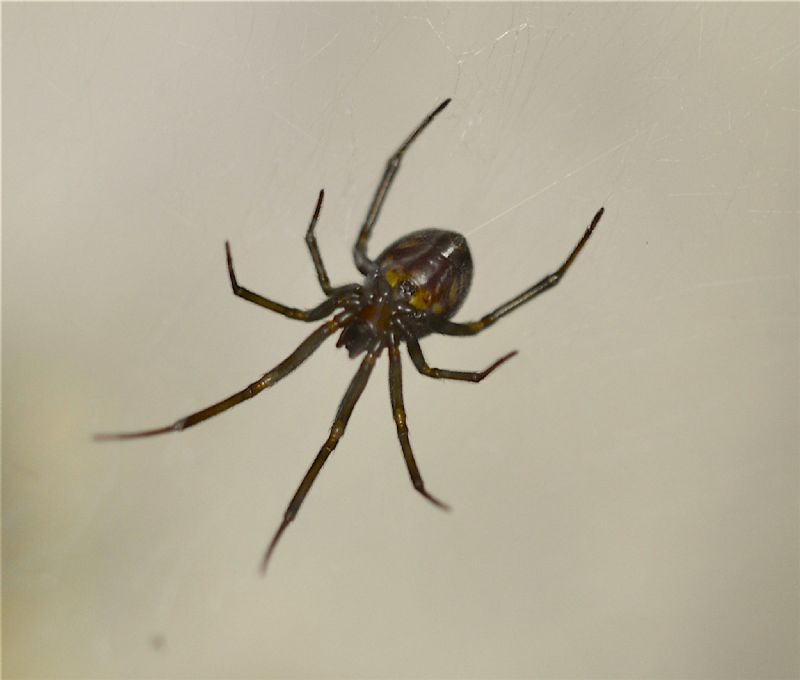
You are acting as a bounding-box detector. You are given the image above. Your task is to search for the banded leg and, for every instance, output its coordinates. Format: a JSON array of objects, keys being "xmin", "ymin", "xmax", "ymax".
[
  {"xmin": 94, "ymin": 317, "xmax": 346, "ymax": 441},
  {"xmin": 434, "ymin": 207, "xmax": 604, "ymax": 336},
  {"xmin": 405, "ymin": 335, "xmax": 517, "ymax": 382},
  {"xmin": 226, "ymin": 241, "xmax": 360, "ymax": 320},
  {"xmin": 388, "ymin": 341, "xmax": 449, "ymax": 510},
  {"xmin": 304, "ymin": 189, "xmax": 335, "ymax": 295},
  {"xmin": 260, "ymin": 348, "xmax": 379, "ymax": 574},
  {"xmin": 353, "ymin": 98, "xmax": 451, "ymax": 275}
]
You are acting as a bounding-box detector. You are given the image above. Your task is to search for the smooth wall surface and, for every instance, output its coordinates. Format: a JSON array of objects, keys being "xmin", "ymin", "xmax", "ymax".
[{"xmin": 4, "ymin": 4, "xmax": 798, "ymax": 678}]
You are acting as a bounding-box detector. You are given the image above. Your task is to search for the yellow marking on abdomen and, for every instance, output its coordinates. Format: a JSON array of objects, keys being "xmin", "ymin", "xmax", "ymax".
[
  {"xmin": 410, "ymin": 287, "xmax": 432, "ymax": 310},
  {"xmin": 448, "ymin": 281, "xmax": 460, "ymax": 306},
  {"xmin": 385, "ymin": 268, "xmax": 402, "ymax": 288}
]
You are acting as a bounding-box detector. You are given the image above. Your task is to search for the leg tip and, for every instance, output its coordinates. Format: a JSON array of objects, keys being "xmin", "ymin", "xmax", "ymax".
[
  {"xmin": 481, "ymin": 350, "xmax": 518, "ymax": 379},
  {"xmin": 419, "ymin": 487, "xmax": 451, "ymax": 511}
]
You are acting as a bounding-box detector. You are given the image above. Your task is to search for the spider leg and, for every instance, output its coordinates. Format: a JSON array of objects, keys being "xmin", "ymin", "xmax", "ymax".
[
  {"xmin": 404, "ymin": 334, "xmax": 517, "ymax": 382},
  {"xmin": 94, "ymin": 317, "xmax": 348, "ymax": 441},
  {"xmin": 260, "ymin": 348, "xmax": 379, "ymax": 574},
  {"xmin": 226, "ymin": 240, "xmax": 360, "ymax": 320},
  {"xmin": 434, "ymin": 207, "xmax": 604, "ymax": 336},
  {"xmin": 304, "ymin": 189, "xmax": 336, "ymax": 296},
  {"xmin": 353, "ymin": 98, "xmax": 451, "ymax": 275},
  {"xmin": 388, "ymin": 340, "xmax": 450, "ymax": 510}
]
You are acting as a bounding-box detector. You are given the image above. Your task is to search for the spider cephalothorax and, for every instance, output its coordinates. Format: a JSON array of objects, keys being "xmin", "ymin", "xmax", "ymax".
[{"xmin": 97, "ymin": 98, "xmax": 604, "ymax": 574}]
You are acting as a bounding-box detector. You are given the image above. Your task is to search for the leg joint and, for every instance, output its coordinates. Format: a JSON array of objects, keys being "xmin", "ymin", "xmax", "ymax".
[
  {"xmin": 393, "ymin": 407, "xmax": 408, "ymax": 431},
  {"xmin": 330, "ymin": 421, "xmax": 345, "ymax": 441}
]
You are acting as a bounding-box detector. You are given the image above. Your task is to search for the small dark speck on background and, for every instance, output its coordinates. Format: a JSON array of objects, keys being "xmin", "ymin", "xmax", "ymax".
[{"xmin": 149, "ymin": 634, "xmax": 166, "ymax": 651}]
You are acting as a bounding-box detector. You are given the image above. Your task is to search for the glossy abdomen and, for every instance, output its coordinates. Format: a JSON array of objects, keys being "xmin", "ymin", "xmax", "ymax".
[{"xmin": 376, "ymin": 229, "xmax": 473, "ymax": 320}]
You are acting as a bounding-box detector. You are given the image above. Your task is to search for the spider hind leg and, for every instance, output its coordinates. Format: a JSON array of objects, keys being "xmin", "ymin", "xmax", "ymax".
[
  {"xmin": 260, "ymin": 348, "xmax": 379, "ymax": 574},
  {"xmin": 94, "ymin": 318, "xmax": 345, "ymax": 441}
]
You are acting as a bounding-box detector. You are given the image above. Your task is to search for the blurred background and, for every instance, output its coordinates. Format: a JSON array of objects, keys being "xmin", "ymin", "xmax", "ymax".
[{"xmin": 3, "ymin": 4, "xmax": 798, "ymax": 678}]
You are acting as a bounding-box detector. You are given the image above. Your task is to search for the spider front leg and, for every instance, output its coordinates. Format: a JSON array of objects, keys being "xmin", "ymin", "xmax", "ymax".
[
  {"xmin": 94, "ymin": 316, "xmax": 348, "ymax": 441},
  {"xmin": 226, "ymin": 240, "xmax": 359, "ymax": 320},
  {"xmin": 434, "ymin": 207, "xmax": 604, "ymax": 336},
  {"xmin": 404, "ymin": 334, "xmax": 517, "ymax": 382},
  {"xmin": 388, "ymin": 340, "xmax": 449, "ymax": 510},
  {"xmin": 260, "ymin": 347, "xmax": 379, "ymax": 574},
  {"xmin": 353, "ymin": 98, "xmax": 451, "ymax": 275},
  {"xmin": 303, "ymin": 189, "xmax": 336, "ymax": 296}
]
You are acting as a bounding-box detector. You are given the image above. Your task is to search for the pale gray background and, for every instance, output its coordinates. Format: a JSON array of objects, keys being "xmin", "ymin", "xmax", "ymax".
[{"xmin": 4, "ymin": 3, "xmax": 798, "ymax": 678}]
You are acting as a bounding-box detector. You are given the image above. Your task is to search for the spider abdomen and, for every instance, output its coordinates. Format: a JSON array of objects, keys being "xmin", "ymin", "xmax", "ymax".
[{"xmin": 376, "ymin": 228, "xmax": 473, "ymax": 321}]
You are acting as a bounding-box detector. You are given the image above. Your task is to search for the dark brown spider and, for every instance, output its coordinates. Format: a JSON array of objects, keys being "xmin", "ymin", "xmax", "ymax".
[{"xmin": 96, "ymin": 98, "xmax": 604, "ymax": 574}]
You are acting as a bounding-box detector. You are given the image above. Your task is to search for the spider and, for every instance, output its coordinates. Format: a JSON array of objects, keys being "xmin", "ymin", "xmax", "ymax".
[{"xmin": 96, "ymin": 98, "xmax": 604, "ymax": 574}]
